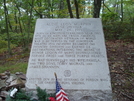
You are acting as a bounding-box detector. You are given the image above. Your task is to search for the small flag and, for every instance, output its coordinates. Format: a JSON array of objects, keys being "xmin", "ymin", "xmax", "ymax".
[{"xmin": 55, "ymin": 73, "xmax": 69, "ymax": 101}]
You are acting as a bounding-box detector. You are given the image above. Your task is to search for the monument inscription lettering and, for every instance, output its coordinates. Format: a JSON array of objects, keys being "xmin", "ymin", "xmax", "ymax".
[{"xmin": 26, "ymin": 19, "xmax": 111, "ymax": 92}]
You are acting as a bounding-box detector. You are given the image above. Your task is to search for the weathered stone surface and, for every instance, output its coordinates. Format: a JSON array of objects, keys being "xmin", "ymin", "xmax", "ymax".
[
  {"xmin": 0, "ymin": 80, "xmax": 6, "ymax": 90},
  {"xmin": 30, "ymin": 91, "xmax": 38, "ymax": 101},
  {"xmin": 0, "ymin": 73, "xmax": 8, "ymax": 80},
  {"xmin": 0, "ymin": 91, "xmax": 9, "ymax": 99},
  {"xmin": 4, "ymin": 71, "xmax": 10, "ymax": 76},
  {"xmin": 0, "ymin": 71, "xmax": 26, "ymax": 101},
  {"xmin": 46, "ymin": 89, "xmax": 112, "ymax": 101},
  {"xmin": 0, "ymin": 97, "xmax": 2, "ymax": 101},
  {"xmin": 0, "ymin": 72, "xmax": 26, "ymax": 91},
  {"xmin": 6, "ymin": 74, "xmax": 25, "ymax": 89},
  {"xmin": 26, "ymin": 18, "xmax": 112, "ymax": 100},
  {"xmin": 15, "ymin": 72, "xmax": 26, "ymax": 80},
  {"xmin": 66, "ymin": 90, "xmax": 112, "ymax": 101}
]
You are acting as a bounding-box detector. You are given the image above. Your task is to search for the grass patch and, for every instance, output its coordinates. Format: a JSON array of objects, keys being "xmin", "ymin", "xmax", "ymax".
[{"xmin": 0, "ymin": 62, "xmax": 28, "ymax": 74}]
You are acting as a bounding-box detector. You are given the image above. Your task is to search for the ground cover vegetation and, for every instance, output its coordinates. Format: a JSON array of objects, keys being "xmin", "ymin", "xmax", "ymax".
[{"xmin": 0, "ymin": 0, "xmax": 134, "ymax": 100}]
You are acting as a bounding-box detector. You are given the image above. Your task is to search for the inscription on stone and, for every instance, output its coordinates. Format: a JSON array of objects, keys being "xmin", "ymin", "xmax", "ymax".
[{"xmin": 26, "ymin": 19, "xmax": 111, "ymax": 91}]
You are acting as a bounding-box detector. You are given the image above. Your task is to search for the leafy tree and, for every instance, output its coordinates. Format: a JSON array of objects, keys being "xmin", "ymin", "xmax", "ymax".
[
  {"xmin": 0, "ymin": 0, "xmax": 134, "ymax": 55},
  {"xmin": 66, "ymin": 0, "xmax": 74, "ymax": 18},
  {"xmin": 93, "ymin": 0, "xmax": 102, "ymax": 18},
  {"xmin": 3, "ymin": 0, "xmax": 12, "ymax": 55}
]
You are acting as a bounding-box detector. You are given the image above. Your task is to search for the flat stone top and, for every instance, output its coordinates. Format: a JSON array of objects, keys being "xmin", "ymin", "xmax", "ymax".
[{"xmin": 26, "ymin": 18, "xmax": 112, "ymax": 90}]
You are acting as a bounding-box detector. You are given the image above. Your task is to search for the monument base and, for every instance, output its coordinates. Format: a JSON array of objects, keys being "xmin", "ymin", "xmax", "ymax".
[
  {"xmin": 26, "ymin": 88, "xmax": 112, "ymax": 101},
  {"xmin": 47, "ymin": 89, "xmax": 112, "ymax": 101},
  {"xmin": 68, "ymin": 90, "xmax": 112, "ymax": 101}
]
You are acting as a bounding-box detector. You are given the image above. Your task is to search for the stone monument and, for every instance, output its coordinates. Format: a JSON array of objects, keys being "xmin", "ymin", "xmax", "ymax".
[{"xmin": 26, "ymin": 18, "xmax": 112, "ymax": 101}]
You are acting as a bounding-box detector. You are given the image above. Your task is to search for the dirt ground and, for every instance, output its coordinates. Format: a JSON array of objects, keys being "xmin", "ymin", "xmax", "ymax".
[
  {"xmin": 106, "ymin": 40, "xmax": 134, "ymax": 101},
  {"xmin": 0, "ymin": 40, "xmax": 134, "ymax": 101}
]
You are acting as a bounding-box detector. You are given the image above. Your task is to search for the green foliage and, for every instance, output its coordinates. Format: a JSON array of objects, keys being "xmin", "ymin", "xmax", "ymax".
[
  {"xmin": 6, "ymin": 89, "xmax": 31, "ymax": 101},
  {"xmin": 103, "ymin": 21, "xmax": 134, "ymax": 41},
  {"xmin": 36, "ymin": 87, "xmax": 50, "ymax": 101},
  {"xmin": 0, "ymin": 38, "xmax": 16, "ymax": 54},
  {"xmin": 101, "ymin": 0, "xmax": 134, "ymax": 41},
  {"xmin": 102, "ymin": 12, "xmax": 119, "ymax": 23},
  {"xmin": 0, "ymin": 62, "xmax": 28, "ymax": 74},
  {"xmin": 15, "ymin": 90, "xmax": 31, "ymax": 100},
  {"xmin": 0, "ymin": 40, "xmax": 8, "ymax": 49},
  {"xmin": 0, "ymin": 0, "xmax": 134, "ymax": 43},
  {"xmin": 6, "ymin": 87, "xmax": 56, "ymax": 101},
  {"xmin": 1, "ymin": 33, "xmax": 33, "ymax": 46}
]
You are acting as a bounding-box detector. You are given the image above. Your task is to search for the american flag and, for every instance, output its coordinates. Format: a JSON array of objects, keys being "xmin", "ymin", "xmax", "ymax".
[{"xmin": 56, "ymin": 78, "xmax": 69, "ymax": 101}]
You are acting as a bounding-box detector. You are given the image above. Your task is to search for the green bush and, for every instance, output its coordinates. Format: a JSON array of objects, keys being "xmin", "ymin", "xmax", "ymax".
[
  {"xmin": 6, "ymin": 88, "xmax": 31, "ymax": 101},
  {"xmin": 0, "ymin": 32, "xmax": 33, "ymax": 46},
  {"xmin": 0, "ymin": 39, "xmax": 16, "ymax": 53},
  {"xmin": 0, "ymin": 40, "xmax": 8, "ymax": 48},
  {"xmin": 0, "ymin": 62, "xmax": 28, "ymax": 73},
  {"xmin": 103, "ymin": 21, "xmax": 134, "ymax": 41},
  {"xmin": 102, "ymin": 12, "xmax": 119, "ymax": 23},
  {"xmin": 102, "ymin": 12, "xmax": 134, "ymax": 41}
]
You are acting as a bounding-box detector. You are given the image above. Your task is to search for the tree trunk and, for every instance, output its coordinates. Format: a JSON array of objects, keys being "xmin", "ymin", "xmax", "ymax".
[
  {"xmin": 16, "ymin": 5, "xmax": 23, "ymax": 33},
  {"xmin": 47, "ymin": 0, "xmax": 51, "ymax": 18},
  {"xmin": 66, "ymin": 0, "xmax": 74, "ymax": 18},
  {"xmin": 14, "ymin": 9, "xmax": 18, "ymax": 33},
  {"xmin": 59, "ymin": 0, "xmax": 64, "ymax": 10},
  {"xmin": 74, "ymin": 0, "xmax": 79, "ymax": 19},
  {"xmin": 8, "ymin": 20, "xmax": 13, "ymax": 32},
  {"xmin": 121, "ymin": 0, "xmax": 123, "ymax": 21},
  {"xmin": 102, "ymin": 0, "xmax": 104, "ymax": 14},
  {"xmin": 58, "ymin": 0, "xmax": 64, "ymax": 17},
  {"xmin": 51, "ymin": 0, "xmax": 54, "ymax": 18},
  {"xmin": 93, "ymin": 0, "xmax": 102, "ymax": 18},
  {"xmin": 26, "ymin": 0, "xmax": 34, "ymax": 50},
  {"xmin": 3, "ymin": 0, "xmax": 12, "ymax": 55},
  {"xmin": 103, "ymin": 1, "xmax": 112, "ymax": 12},
  {"xmin": 37, "ymin": 0, "xmax": 43, "ymax": 18}
]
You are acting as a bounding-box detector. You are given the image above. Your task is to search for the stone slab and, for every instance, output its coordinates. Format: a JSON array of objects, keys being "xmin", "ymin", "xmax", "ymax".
[{"xmin": 26, "ymin": 18, "xmax": 112, "ymax": 100}]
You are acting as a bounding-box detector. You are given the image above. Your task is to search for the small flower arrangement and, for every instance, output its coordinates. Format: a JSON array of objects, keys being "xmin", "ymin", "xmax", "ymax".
[{"xmin": 6, "ymin": 87, "xmax": 56, "ymax": 101}]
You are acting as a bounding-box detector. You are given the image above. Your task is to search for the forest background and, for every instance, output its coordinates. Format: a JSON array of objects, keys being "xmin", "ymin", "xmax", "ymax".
[
  {"xmin": 0, "ymin": 0, "xmax": 134, "ymax": 55},
  {"xmin": 0, "ymin": 0, "xmax": 134, "ymax": 100}
]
